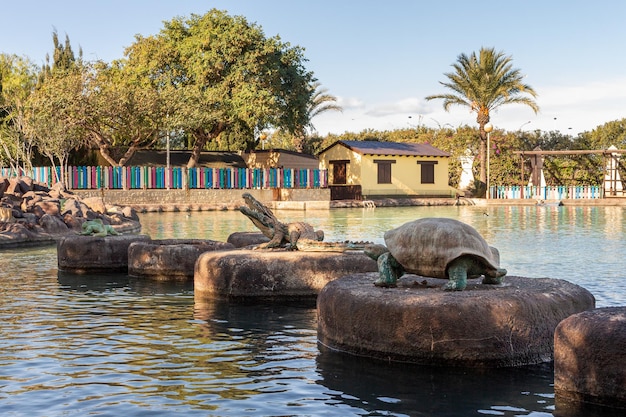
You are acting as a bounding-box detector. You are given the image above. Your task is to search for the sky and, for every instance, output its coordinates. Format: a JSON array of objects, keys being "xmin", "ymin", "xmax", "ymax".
[{"xmin": 3, "ymin": 0, "xmax": 626, "ymax": 138}]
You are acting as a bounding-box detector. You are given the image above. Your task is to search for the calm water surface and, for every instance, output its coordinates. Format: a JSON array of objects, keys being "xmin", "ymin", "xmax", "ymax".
[{"xmin": 1, "ymin": 205, "xmax": 624, "ymax": 416}]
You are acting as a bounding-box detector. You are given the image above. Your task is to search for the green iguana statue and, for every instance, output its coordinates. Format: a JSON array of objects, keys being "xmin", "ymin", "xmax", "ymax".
[{"xmin": 80, "ymin": 219, "xmax": 119, "ymax": 237}]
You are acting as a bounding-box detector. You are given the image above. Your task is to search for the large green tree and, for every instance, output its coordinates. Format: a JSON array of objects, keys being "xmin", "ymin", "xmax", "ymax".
[
  {"xmin": 426, "ymin": 47, "xmax": 539, "ymax": 188},
  {"xmin": 0, "ymin": 54, "xmax": 38, "ymax": 172},
  {"xmin": 25, "ymin": 66, "xmax": 87, "ymax": 184},
  {"xmin": 82, "ymin": 61, "xmax": 167, "ymax": 166},
  {"xmin": 124, "ymin": 9, "xmax": 314, "ymax": 167}
]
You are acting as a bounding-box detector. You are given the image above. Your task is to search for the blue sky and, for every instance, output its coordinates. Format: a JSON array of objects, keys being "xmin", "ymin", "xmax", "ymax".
[{"xmin": 3, "ymin": 0, "xmax": 626, "ymax": 138}]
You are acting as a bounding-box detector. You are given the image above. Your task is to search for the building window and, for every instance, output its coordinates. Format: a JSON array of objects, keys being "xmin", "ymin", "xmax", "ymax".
[
  {"xmin": 330, "ymin": 160, "xmax": 348, "ymax": 184},
  {"xmin": 417, "ymin": 161, "xmax": 437, "ymax": 184},
  {"xmin": 374, "ymin": 159, "xmax": 395, "ymax": 184}
]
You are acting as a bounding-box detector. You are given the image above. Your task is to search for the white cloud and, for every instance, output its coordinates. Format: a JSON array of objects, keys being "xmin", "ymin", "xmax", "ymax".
[
  {"xmin": 366, "ymin": 98, "xmax": 431, "ymax": 117},
  {"xmin": 314, "ymin": 76, "xmax": 626, "ymax": 136},
  {"xmin": 335, "ymin": 96, "xmax": 365, "ymax": 110}
]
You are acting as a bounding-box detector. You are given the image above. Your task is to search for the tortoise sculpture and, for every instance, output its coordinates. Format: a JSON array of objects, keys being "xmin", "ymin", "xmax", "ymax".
[{"xmin": 364, "ymin": 217, "xmax": 507, "ymax": 291}]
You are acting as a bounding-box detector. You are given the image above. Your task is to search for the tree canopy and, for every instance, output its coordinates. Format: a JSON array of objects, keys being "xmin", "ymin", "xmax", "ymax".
[{"xmin": 123, "ymin": 9, "xmax": 315, "ymax": 167}]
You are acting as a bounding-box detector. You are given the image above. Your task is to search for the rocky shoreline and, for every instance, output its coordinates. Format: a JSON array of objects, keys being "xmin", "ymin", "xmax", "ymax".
[{"xmin": 0, "ymin": 176, "xmax": 141, "ymax": 248}]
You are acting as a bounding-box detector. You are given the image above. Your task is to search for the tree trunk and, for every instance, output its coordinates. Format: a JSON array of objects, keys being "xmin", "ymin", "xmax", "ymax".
[
  {"xmin": 186, "ymin": 123, "xmax": 226, "ymax": 169},
  {"xmin": 90, "ymin": 132, "xmax": 120, "ymax": 167},
  {"xmin": 479, "ymin": 133, "xmax": 487, "ymax": 184}
]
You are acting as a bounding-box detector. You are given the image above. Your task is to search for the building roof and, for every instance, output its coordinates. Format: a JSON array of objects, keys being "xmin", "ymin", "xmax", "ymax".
[
  {"xmin": 125, "ymin": 150, "xmax": 247, "ymax": 168},
  {"xmin": 320, "ymin": 140, "xmax": 451, "ymax": 157},
  {"xmin": 246, "ymin": 148, "xmax": 318, "ymax": 160}
]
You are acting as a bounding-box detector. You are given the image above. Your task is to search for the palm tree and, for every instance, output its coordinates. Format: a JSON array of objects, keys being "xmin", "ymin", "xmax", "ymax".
[
  {"xmin": 426, "ymin": 47, "xmax": 539, "ymax": 188},
  {"xmin": 293, "ymin": 82, "xmax": 342, "ymax": 152}
]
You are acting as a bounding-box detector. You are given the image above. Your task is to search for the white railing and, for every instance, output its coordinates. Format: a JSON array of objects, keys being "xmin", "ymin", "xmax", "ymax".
[{"xmin": 490, "ymin": 185, "xmax": 604, "ymax": 200}]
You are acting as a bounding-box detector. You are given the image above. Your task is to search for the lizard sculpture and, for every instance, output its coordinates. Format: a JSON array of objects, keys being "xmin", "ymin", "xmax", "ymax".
[{"xmin": 79, "ymin": 219, "xmax": 119, "ymax": 237}]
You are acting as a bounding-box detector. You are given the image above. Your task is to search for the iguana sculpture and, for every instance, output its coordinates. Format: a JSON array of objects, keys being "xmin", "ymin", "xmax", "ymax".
[
  {"xmin": 80, "ymin": 219, "xmax": 119, "ymax": 237},
  {"xmin": 239, "ymin": 193, "xmax": 324, "ymax": 250}
]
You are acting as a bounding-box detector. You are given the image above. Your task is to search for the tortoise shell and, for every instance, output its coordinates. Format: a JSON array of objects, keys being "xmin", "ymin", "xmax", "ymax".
[{"xmin": 383, "ymin": 217, "xmax": 501, "ymax": 279}]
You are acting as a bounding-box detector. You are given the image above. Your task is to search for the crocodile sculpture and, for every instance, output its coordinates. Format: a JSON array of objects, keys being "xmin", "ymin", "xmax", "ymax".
[{"xmin": 239, "ymin": 193, "xmax": 324, "ymax": 250}]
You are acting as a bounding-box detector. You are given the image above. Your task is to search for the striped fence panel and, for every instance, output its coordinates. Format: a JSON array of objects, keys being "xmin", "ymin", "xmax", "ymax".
[{"xmin": 3, "ymin": 165, "xmax": 329, "ymax": 191}]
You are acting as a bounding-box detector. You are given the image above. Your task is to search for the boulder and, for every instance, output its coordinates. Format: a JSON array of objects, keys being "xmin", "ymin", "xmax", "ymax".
[
  {"xmin": 39, "ymin": 214, "xmax": 71, "ymax": 235},
  {"xmin": 0, "ymin": 177, "xmax": 9, "ymax": 197},
  {"xmin": 554, "ymin": 307, "xmax": 626, "ymax": 411},
  {"xmin": 82, "ymin": 196, "xmax": 107, "ymax": 214}
]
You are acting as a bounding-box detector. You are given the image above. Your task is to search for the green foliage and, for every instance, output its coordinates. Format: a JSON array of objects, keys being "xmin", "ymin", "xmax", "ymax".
[
  {"xmin": 426, "ymin": 47, "xmax": 539, "ymax": 185},
  {"xmin": 0, "ymin": 54, "xmax": 38, "ymax": 170},
  {"xmin": 123, "ymin": 9, "xmax": 314, "ymax": 167}
]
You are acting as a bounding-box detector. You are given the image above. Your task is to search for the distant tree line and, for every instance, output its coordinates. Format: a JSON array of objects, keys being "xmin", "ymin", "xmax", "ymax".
[{"xmin": 315, "ymin": 121, "xmax": 626, "ymax": 189}]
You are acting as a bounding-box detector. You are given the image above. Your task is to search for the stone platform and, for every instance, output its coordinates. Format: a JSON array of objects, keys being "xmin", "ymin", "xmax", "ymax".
[
  {"xmin": 554, "ymin": 307, "xmax": 626, "ymax": 411},
  {"xmin": 317, "ymin": 273, "xmax": 595, "ymax": 368},
  {"xmin": 194, "ymin": 249, "xmax": 377, "ymax": 301},
  {"xmin": 128, "ymin": 239, "xmax": 235, "ymax": 280},
  {"xmin": 57, "ymin": 234, "xmax": 151, "ymax": 273}
]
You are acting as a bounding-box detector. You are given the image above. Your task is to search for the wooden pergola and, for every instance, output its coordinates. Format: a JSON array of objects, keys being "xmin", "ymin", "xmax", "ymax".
[{"xmin": 512, "ymin": 148, "xmax": 626, "ymax": 198}]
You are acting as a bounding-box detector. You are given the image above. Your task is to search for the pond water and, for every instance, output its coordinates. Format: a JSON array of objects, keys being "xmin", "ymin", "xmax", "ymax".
[{"xmin": 0, "ymin": 205, "xmax": 624, "ymax": 416}]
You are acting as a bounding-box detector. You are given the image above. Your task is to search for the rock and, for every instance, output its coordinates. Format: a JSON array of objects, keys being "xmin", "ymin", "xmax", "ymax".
[
  {"xmin": 63, "ymin": 214, "xmax": 83, "ymax": 232},
  {"xmin": 82, "ymin": 196, "xmax": 107, "ymax": 214},
  {"xmin": 0, "ymin": 222, "xmax": 54, "ymax": 247},
  {"xmin": 35, "ymin": 200, "xmax": 60, "ymax": 216},
  {"xmin": 0, "ymin": 178, "xmax": 9, "ymax": 197},
  {"xmin": 39, "ymin": 214, "xmax": 72, "ymax": 235},
  {"xmin": 194, "ymin": 249, "xmax": 378, "ymax": 300},
  {"xmin": 554, "ymin": 307, "xmax": 626, "ymax": 411},
  {"xmin": 60, "ymin": 198, "xmax": 83, "ymax": 217},
  {"xmin": 0, "ymin": 176, "xmax": 141, "ymax": 248},
  {"xmin": 128, "ymin": 239, "xmax": 235, "ymax": 280},
  {"xmin": 317, "ymin": 274, "xmax": 595, "ymax": 367},
  {"xmin": 57, "ymin": 234, "xmax": 151, "ymax": 273},
  {"xmin": 121, "ymin": 206, "xmax": 139, "ymax": 221}
]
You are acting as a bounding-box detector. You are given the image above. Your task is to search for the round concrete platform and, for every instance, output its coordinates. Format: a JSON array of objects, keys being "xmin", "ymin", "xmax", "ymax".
[
  {"xmin": 194, "ymin": 249, "xmax": 378, "ymax": 301},
  {"xmin": 128, "ymin": 239, "xmax": 235, "ymax": 280},
  {"xmin": 317, "ymin": 273, "xmax": 595, "ymax": 368},
  {"xmin": 57, "ymin": 234, "xmax": 151, "ymax": 273},
  {"xmin": 554, "ymin": 306, "xmax": 626, "ymax": 411}
]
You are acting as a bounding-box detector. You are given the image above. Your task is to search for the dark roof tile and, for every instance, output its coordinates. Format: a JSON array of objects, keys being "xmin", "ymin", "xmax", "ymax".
[{"xmin": 325, "ymin": 140, "xmax": 450, "ymax": 157}]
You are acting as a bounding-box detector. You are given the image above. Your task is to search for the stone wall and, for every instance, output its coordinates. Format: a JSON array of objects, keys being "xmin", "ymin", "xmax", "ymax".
[{"xmin": 71, "ymin": 188, "xmax": 331, "ymax": 211}]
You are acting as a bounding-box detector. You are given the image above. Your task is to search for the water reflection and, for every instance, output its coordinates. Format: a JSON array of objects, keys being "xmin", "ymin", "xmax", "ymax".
[{"xmin": 316, "ymin": 347, "xmax": 556, "ymax": 417}]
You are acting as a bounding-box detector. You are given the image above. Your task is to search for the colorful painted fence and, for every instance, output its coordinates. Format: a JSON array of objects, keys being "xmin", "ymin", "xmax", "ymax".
[
  {"xmin": 1, "ymin": 166, "xmax": 328, "ymax": 190},
  {"xmin": 490, "ymin": 185, "xmax": 603, "ymax": 200}
]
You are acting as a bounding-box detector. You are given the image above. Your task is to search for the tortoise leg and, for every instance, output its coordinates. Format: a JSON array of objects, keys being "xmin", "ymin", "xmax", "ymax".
[
  {"xmin": 374, "ymin": 252, "xmax": 404, "ymax": 288},
  {"xmin": 444, "ymin": 258, "xmax": 472, "ymax": 291}
]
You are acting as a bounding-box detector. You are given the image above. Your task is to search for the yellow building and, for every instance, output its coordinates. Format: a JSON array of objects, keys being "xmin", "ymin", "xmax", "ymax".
[{"xmin": 318, "ymin": 140, "xmax": 453, "ymax": 200}]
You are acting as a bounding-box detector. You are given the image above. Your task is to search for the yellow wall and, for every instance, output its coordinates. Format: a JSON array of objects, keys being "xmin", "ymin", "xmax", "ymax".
[
  {"xmin": 319, "ymin": 143, "xmax": 453, "ymax": 197},
  {"xmin": 318, "ymin": 144, "xmax": 362, "ymax": 185},
  {"xmin": 360, "ymin": 154, "xmax": 451, "ymax": 197}
]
